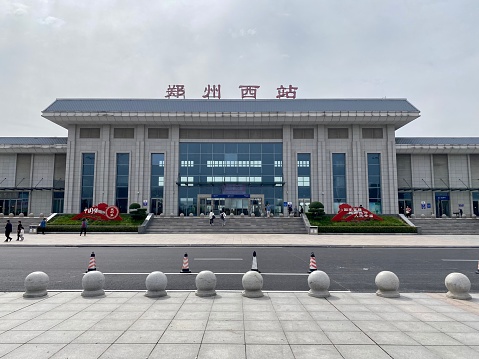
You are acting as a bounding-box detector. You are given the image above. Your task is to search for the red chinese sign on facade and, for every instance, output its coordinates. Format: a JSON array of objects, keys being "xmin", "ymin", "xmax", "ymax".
[
  {"xmin": 239, "ymin": 85, "xmax": 260, "ymax": 99},
  {"xmin": 72, "ymin": 203, "xmax": 122, "ymax": 221},
  {"xmin": 276, "ymin": 85, "xmax": 298, "ymax": 99},
  {"xmin": 331, "ymin": 204, "xmax": 383, "ymax": 222},
  {"xmin": 202, "ymin": 84, "xmax": 221, "ymax": 99},
  {"xmin": 165, "ymin": 85, "xmax": 185, "ymax": 99}
]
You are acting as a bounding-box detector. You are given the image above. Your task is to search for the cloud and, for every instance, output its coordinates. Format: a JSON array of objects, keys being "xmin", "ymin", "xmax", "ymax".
[{"xmin": 38, "ymin": 15, "xmax": 65, "ymax": 27}]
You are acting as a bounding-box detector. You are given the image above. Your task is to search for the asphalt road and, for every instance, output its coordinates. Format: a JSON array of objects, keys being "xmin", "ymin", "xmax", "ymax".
[{"xmin": 1, "ymin": 247, "xmax": 479, "ymax": 292}]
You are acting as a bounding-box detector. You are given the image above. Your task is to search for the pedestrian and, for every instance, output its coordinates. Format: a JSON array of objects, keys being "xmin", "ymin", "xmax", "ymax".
[
  {"xmin": 80, "ymin": 218, "xmax": 88, "ymax": 236},
  {"xmin": 17, "ymin": 220, "xmax": 24, "ymax": 241},
  {"xmin": 266, "ymin": 204, "xmax": 271, "ymax": 218},
  {"xmin": 220, "ymin": 210, "xmax": 226, "ymax": 226},
  {"xmin": 4, "ymin": 220, "xmax": 13, "ymax": 242},
  {"xmin": 288, "ymin": 204, "xmax": 292, "ymax": 216},
  {"xmin": 39, "ymin": 218, "xmax": 46, "ymax": 235},
  {"xmin": 405, "ymin": 206, "xmax": 411, "ymax": 218},
  {"xmin": 209, "ymin": 210, "xmax": 215, "ymax": 226},
  {"xmin": 300, "ymin": 206, "xmax": 304, "ymax": 216},
  {"xmin": 459, "ymin": 208, "xmax": 463, "ymax": 217}
]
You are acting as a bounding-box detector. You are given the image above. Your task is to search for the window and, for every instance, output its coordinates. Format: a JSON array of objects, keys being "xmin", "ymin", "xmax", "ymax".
[
  {"xmin": 328, "ymin": 128, "xmax": 349, "ymax": 139},
  {"xmin": 293, "ymin": 128, "xmax": 314, "ymax": 139},
  {"xmin": 367, "ymin": 153, "xmax": 382, "ymax": 213},
  {"xmin": 362, "ymin": 128, "xmax": 383, "ymax": 139},
  {"xmin": 332, "ymin": 153, "xmax": 347, "ymax": 212},
  {"xmin": 115, "ymin": 153, "xmax": 129, "ymax": 213},
  {"xmin": 80, "ymin": 153, "xmax": 95, "ymax": 210},
  {"xmin": 148, "ymin": 128, "xmax": 169, "ymax": 139},
  {"xmin": 297, "ymin": 153, "xmax": 311, "ymax": 201},
  {"xmin": 79, "ymin": 128, "xmax": 100, "ymax": 139},
  {"xmin": 114, "ymin": 128, "xmax": 134, "ymax": 139}
]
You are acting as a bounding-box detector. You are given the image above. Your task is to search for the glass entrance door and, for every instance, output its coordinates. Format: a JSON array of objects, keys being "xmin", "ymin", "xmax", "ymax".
[
  {"xmin": 151, "ymin": 198, "xmax": 163, "ymax": 215},
  {"xmin": 197, "ymin": 195, "xmax": 264, "ymax": 216},
  {"xmin": 435, "ymin": 192, "xmax": 450, "ymax": 217},
  {"xmin": 298, "ymin": 198, "xmax": 310, "ymax": 215}
]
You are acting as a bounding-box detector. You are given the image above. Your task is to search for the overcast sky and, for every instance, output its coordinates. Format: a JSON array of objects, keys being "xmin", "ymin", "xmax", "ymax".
[{"xmin": 1, "ymin": 0, "xmax": 478, "ymax": 138}]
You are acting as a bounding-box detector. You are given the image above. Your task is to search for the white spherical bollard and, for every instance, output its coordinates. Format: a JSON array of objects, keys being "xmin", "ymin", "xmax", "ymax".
[
  {"xmin": 195, "ymin": 270, "xmax": 217, "ymax": 297},
  {"xmin": 445, "ymin": 272, "xmax": 471, "ymax": 300},
  {"xmin": 375, "ymin": 271, "xmax": 400, "ymax": 298},
  {"xmin": 145, "ymin": 271, "xmax": 168, "ymax": 298},
  {"xmin": 242, "ymin": 271, "xmax": 263, "ymax": 298},
  {"xmin": 81, "ymin": 271, "xmax": 105, "ymax": 298},
  {"xmin": 308, "ymin": 270, "xmax": 330, "ymax": 298},
  {"xmin": 23, "ymin": 271, "xmax": 49, "ymax": 298}
]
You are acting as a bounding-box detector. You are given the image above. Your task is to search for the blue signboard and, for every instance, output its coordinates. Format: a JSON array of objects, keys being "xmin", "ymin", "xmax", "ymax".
[{"xmin": 211, "ymin": 194, "xmax": 250, "ymax": 199}]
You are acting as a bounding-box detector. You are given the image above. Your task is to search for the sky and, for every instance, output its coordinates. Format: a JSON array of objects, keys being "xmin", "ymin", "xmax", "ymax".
[{"xmin": 1, "ymin": 0, "xmax": 478, "ymax": 138}]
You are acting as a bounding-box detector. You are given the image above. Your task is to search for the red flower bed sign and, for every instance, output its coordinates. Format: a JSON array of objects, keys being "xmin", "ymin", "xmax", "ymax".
[
  {"xmin": 72, "ymin": 203, "xmax": 122, "ymax": 221},
  {"xmin": 332, "ymin": 204, "xmax": 382, "ymax": 222}
]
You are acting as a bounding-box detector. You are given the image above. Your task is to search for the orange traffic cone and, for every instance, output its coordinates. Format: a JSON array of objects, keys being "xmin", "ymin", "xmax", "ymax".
[
  {"xmin": 476, "ymin": 260, "xmax": 479, "ymax": 274},
  {"xmin": 309, "ymin": 252, "xmax": 317, "ymax": 273},
  {"xmin": 251, "ymin": 251, "xmax": 260, "ymax": 273},
  {"xmin": 181, "ymin": 253, "xmax": 191, "ymax": 273},
  {"xmin": 87, "ymin": 252, "xmax": 96, "ymax": 272}
]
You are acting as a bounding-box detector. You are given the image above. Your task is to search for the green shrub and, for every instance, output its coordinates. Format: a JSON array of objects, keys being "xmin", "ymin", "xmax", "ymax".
[
  {"xmin": 129, "ymin": 203, "xmax": 147, "ymax": 221},
  {"xmin": 308, "ymin": 201, "xmax": 325, "ymax": 219}
]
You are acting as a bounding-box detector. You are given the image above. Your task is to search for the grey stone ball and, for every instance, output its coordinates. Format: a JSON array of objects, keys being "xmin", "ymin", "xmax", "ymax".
[
  {"xmin": 308, "ymin": 270, "xmax": 330, "ymax": 298},
  {"xmin": 39, "ymin": 213, "xmax": 44, "ymax": 218},
  {"xmin": 19, "ymin": 213, "xmax": 24, "ymax": 217},
  {"xmin": 195, "ymin": 270, "xmax": 217, "ymax": 297},
  {"xmin": 81, "ymin": 271, "xmax": 105, "ymax": 298},
  {"xmin": 23, "ymin": 271, "xmax": 49, "ymax": 298},
  {"xmin": 28, "ymin": 213, "xmax": 34, "ymax": 217},
  {"xmin": 0, "ymin": 213, "xmax": 3, "ymax": 218},
  {"xmin": 242, "ymin": 271, "xmax": 263, "ymax": 298},
  {"xmin": 445, "ymin": 272, "xmax": 471, "ymax": 300},
  {"xmin": 145, "ymin": 271, "xmax": 167, "ymax": 298},
  {"xmin": 180, "ymin": 213, "xmax": 184, "ymax": 217},
  {"xmin": 375, "ymin": 271, "xmax": 400, "ymax": 298},
  {"xmin": 8, "ymin": 213, "xmax": 14, "ymax": 217},
  {"xmin": 189, "ymin": 213, "xmax": 194, "ymax": 217}
]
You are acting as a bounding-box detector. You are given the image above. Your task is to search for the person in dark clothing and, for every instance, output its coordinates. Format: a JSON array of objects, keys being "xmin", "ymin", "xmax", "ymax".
[
  {"xmin": 39, "ymin": 218, "xmax": 46, "ymax": 235},
  {"xmin": 80, "ymin": 218, "xmax": 87, "ymax": 236},
  {"xmin": 16, "ymin": 221, "xmax": 24, "ymax": 241},
  {"xmin": 4, "ymin": 220, "xmax": 13, "ymax": 242}
]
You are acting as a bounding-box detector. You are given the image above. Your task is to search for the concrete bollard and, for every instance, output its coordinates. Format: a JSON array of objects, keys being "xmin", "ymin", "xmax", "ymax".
[
  {"xmin": 375, "ymin": 271, "xmax": 400, "ymax": 298},
  {"xmin": 195, "ymin": 270, "xmax": 217, "ymax": 297},
  {"xmin": 23, "ymin": 271, "xmax": 49, "ymax": 298},
  {"xmin": 145, "ymin": 271, "xmax": 168, "ymax": 298},
  {"xmin": 81, "ymin": 271, "xmax": 105, "ymax": 298},
  {"xmin": 307, "ymin": 270, "xmax": 330, "ymax": 298},
  {"xmin": 242, "ymin": 271, "xmax": 263, "ymax": 298},
  {"xmin": 445, "ymin": 272, "xmax": 472, "ymax": 300}
]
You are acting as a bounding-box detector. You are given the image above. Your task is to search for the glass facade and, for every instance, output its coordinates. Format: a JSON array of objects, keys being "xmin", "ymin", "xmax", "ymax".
[
  {"xmin": 115, "ymin": 153, "xmax": 130, "ymax": 213},
  {"xmin": 297, "ymin": 153, "xmax": 311, "ymax": 213},
  {"xmin": 367, "ymin": 153, "xmax": 382, "ymax": 214},
  {"xmin": 52, "ymin": 191, "xmax": 64, "ymax": 213},
  {"xmin": 80, "ymin": 153, "xmax": 95, "ymax": 211},
  {"xmin": 178, "ymin": 143, "xmax": 283, "ymax": 216},
  {"xmin": 0, "ymin": 192, "xmax": 29, "ymax": 215},
  {"xmin": 398, "ymin": 192, "xmax": 412, "ymax": 215},
  {"xmin": 150, "ymin": 154, "xmax": 165, "ymax": 215},
  {"xmin": 332, "ymin": 153, "xmax": 347, "ymax": 213}
]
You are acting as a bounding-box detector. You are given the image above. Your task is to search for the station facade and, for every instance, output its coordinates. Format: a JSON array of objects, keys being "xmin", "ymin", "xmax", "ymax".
[{"xmin": 1, "ymin": 98, "xmax": 478, "ymax": 218}]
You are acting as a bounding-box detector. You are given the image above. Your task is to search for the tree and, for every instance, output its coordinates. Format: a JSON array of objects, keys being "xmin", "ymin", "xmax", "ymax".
[
  {"xmin": 129, "ymin": 203, "xmax": 147, "ymax": 221},
  {"xmin": 308, "ymin": 202, "xmax": 325, "ymax": 219}
]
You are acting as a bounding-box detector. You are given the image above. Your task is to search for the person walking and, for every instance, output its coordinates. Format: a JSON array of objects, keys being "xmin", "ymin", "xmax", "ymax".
[
  {"xmin": 4, "ymin": 220, "xmax": 13, "ymax": 242},
  {"xmin": 16, "ymin": 220, "xmax": 24, "ymax": 241},
  {"xmin": 80, "ymin": 218, "xmax": 88, "ymax": 236},
  {"xmin": 39, "ymin": 218, "xmax": 46, "ymax": 235},
  {"xmin": 266, "ymin": 204, "xmax": 271, "ymax": 218},
  {"xmin": 208, "ymin": 210, "xmax": 215, "ymax": 226},
  {"xmin": 220, "ymin": 210, "xmax": 226, "ymax": 226}
]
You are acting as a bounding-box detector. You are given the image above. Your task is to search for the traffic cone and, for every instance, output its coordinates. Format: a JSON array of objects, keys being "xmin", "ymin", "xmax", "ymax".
[
  {"xmin": 309, "ymin": 252, "xmax": 317, "ymax": 273},
  {"xmin": 87, "ymin": 252, "xmax": 96, "ymax": 272},
  {"xmin": 181, "ymin": 253, "xmax": 191, "ymax": 273},
  {"xmin": 476, "ymin": 260, "xmax": 479, "ymax": 274},
  {"xmin": 251, "ymin": 251, "xmax": 260, "ymax": 273}
]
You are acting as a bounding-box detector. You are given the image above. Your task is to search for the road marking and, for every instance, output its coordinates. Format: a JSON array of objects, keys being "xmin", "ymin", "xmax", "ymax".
[
  {"xmin": 442, "ymin": 259, "xmax": 479, "ymax": 262},
  {"xmin": 103, "ymin": 272, "xmax": 310, "ymax": 276},
  {"xmin": 194, "ymin": 258, "xmax": 243, "ymax": 261}
]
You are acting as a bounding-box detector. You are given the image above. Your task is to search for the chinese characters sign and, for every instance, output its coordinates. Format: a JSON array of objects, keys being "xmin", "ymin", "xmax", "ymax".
[
  {"xmin": 72, "ymin": 203, "xmax": 122, "ymax": 221},
  {"xmin": 165, "ymin": 84, "xmax": 298, "ymax": 99},
  {"xmin": 331, "ymin": 204, "xmax": 383, "ymax": 222}
]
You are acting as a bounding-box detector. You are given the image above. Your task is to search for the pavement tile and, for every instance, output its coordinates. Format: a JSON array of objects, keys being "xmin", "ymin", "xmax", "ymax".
[
  {"xmin": 272, "ymin": 304, "xmax": 306, "ymax": 312},
  {"xmin": 333, "ymin": 304, "xmax": 371, "ymax": 312},
  {"xmin": 97, "ymin": 343, "xmax": 155, "ymax": 358},
  {"xmin": 336, "ymin": 344, "xmax": 392, "ymax": 359},
  {"xmin": 366, "ymin": 331, "xmax": 421, "ymax": 345},
  {"xmin": 52, "ymin": 303, "xmax": 92, "ymax": 312},
  {"xmin": 0, "ymin": 330, "xmax": 44, "ymax": 344},
  {"xmin": 392, "ymin": 321, "xmax": 440, "ymax": 332},
  {"xmin": 209, "ymin": 312, "xmax": 243, "ymax": 321},
  {"xmin": 82, "ymin": 303, "xmax": 121, "ymax": 312},
  {"xmin": 463, "ymin": 321, "xmax": 479, "ymax": 330},
  {"xmin": 2, "ymin": 343, "xmax": 65, "ymax": 359},
  {"xmin": 377, "ymin": 312, "xmax": 417, "ymax": 321},
  {"xmin": 245, "ymin": 331, "xmax": 288, "ymax": 344},
  {"xmin": 243, "ymin": 320, "xmax": 282, "ymax": 331},
  {"xmin": 380, "ymin": 345, "xmax": 442, "ymax": 359},
  {"xmin": 89, "ymin": 319, "xmax": 135, "ymax": 331},
  {"xmin": 128, "ymin": 319, "xmax": 170, "ymax": 331},
  {"xmin": 202, "ymin": 330, "xmax": 244, "ymax": 344},
  {"xmin": 115, "ymin": 330, "xmax": 164, "ymax": 343},
  {"xmin": 211, "ymin": 303, "xmax": 242, "ymax": 312},
  {"xmin": 447, "ymin": 332, "xmax": 479, "ymax": 345},
  {"xmin": 284, "ymin": 331, "xmax": 331, "ymax": 344},
  {"xmin": 148, "ymin": 303, "xmax": 182, "ymax": 311},
  {"xmin": 51, "ymin": 319, "xmax": 99, "ymax": 331},
  {"xmin": 174, "ymin": 311, "xmax": 210, "ymax": 320},
  {"xmin": 444, "ymin": 312, "xmax": 479, "ymax": 322},
  {"xmin": 246, "ymin": 344, "xmax": 294, "ymax": 359},
  {"xmin": 21, "ymin": 303, "xmax": 63, "ymax": 312},
  {"xmin": 168, "ymin": 319, "xmax": 207, "ymax": 330},
  {"xmin": 352, "ymin": 320, "xmax": 399, "ymax": 332},
  {"xmin": 159, "ymin": 330, "xmax": 204, "ymax": 344},
  {"xmin": 1, "ymin": 311, "xmax": 43, "ymax": 320},
  {"xmin": 281, "ymin": 320, "xmax": 321, "ymax": 331},
  {"xmin": 29, "ymin": 330, "xmax": 84, "ymax": 344},
  {"xmin": 342, "ymin": 311, "xmax": 383, "ymax": 321},
  {"xmin": 410, "ymin": 312, "xmax": 453, "ymax": 322},
  {"xmin": 425, "ymin": 320, "xmax": 479, "ymax": 333},
  {"xmin": 365, "ymin": 304, "xmax": 404, "ymax": 312},
  {"xmin": 309, "ymin": 311, "xmax": 349, "ymax": 321},
  {"xmin": 276, "ymin": 311, "xmax": 312, "ymax": 321},
  {"xmin": 426, "ymin": 345, "xmax": 479, "ymax": 358},
  {"xmin": 327, "ymin": 295, "xmax": 360, "ymax": 304},
  {"xmin": 0, "ymin": 319, "xmax": 28, "ymax": 331},
  {"xmin": 325, "ymin": 331, "xmax": 375, "ymax": 345},
  {"xmin": 34, "ymin": 311, "xmax": 77, "ymax": 320},
  {"xmin": 140, "ymin": 310, "xmax": 177, "ymax": 320},
  {"xmin": 104, "ymin": 292, "xmax": 137, "ymax": 298},
  {"xmin": 104, "ymin": 311, "xmax": 144, "ymax": 320},
  {"xmin": 178, "ymin": 304, "xmax": 212, "ymax": 312},
  {"xmin": 0, "ymin": 344, "xmax": 21, "ymax": 357},
  {"xmin": 197, "ymin": 343, "xmax": 246, "ymax": 359},
  {"xmin": 11, "ymin": 319, "xmax": 63, "ymax": 331},
  {"xmin": 290, "ymin": 344, "xmax": 343, "ymax": 358},
  {"xmin": 50, "ymin": 343, "xmax": 110, "ymax": 359},
  {"xmin": 95, "ymin": 297, "xmax": 131, "ymax": 304},
  {"xmin": 115, "ymin": 303, "xmax": 152, "ymax": 312},
  {"xmin": 317, "ymin": 320, "xmax": 361, "ymax": 332},
  {"xmin": 244, "ymin": 312, "xmax": 278, "ymax": 321},
  {"xmin": 148, "ymin": 343, "xmax": 200, "ymax": 359},
  {"xmin": 72, "ymin": 330, "xmax": 124, "ymax": 344},
  {"xmin": 427, "ymin": 305, "xmax": 469, "ymax": 313},
  {"xmin": 405, "ymin": 332, "xmax": 462, "ymax": 346},
  {"xmin": 400, "ymin": 305, "xmax": 436, "ymax": 313},
  {"xmin": 243, "ymin": 304, "xmax": 274, "ymax": 312},
  {"xmin": 206, "ymin": 320, "xmax": 244, "ymax": 331}
]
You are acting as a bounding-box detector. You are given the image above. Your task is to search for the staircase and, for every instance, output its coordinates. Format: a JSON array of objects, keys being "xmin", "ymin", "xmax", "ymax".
[
  {"xmin": 145, "ymin": 216, "xmax": 308, "ymax": 234},
  {"xmin": 409, "ymin": 217, "xmax": 479, "ymax": 235}
]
